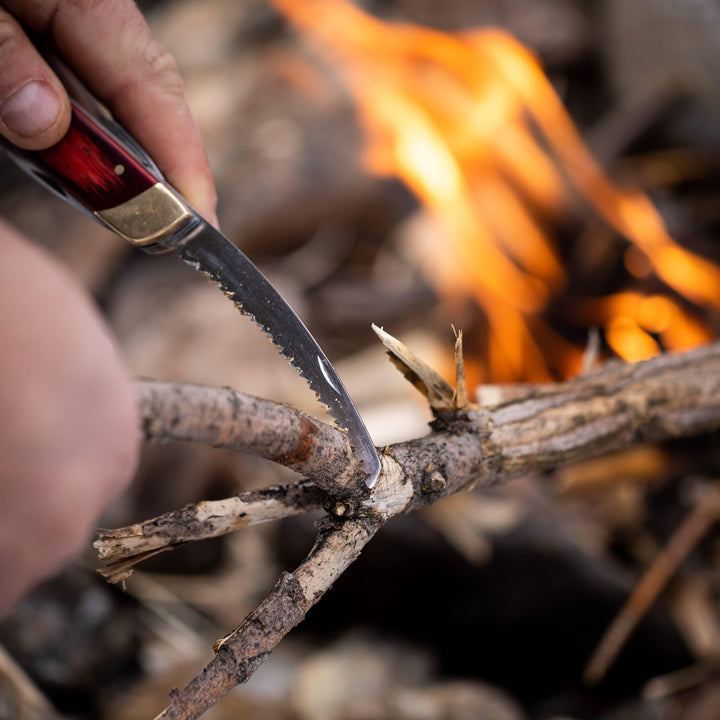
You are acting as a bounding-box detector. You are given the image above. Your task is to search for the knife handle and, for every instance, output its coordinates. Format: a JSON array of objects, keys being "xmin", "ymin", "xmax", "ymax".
[{"xmin": 5, "ymin": 100, "xmax": 194, "ymax": 251}]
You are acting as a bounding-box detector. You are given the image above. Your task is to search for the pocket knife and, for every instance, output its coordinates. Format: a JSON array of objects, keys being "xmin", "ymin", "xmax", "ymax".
[{"xmin": 4, "ymin": 55, "xmax": 381, "ymax": 490}]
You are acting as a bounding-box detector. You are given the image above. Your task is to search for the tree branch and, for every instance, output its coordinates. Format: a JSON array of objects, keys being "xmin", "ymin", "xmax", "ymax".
[
  {"xmin": 154, "ymin": 516, "xmax": 382, "ymax": 720},
  {"xmin": 98, "ymin": 341, "xmax": 720, "ymax": 719},
  {"xmin": 94, "ymin": 479, "xmax": 326, "ymax": 583},
  {"xmin": 138, "ymin": 381, "xmax": 360, "ymax": 497}
]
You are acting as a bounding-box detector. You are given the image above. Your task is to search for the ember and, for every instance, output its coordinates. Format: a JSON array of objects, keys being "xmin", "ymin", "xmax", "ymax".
[{"xmin": 270, "ymin": 0, "xmax": 720, "ymax": 382}]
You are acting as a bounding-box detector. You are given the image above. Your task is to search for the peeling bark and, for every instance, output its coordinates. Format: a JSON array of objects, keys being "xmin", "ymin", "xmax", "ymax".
[{"xmin": 95, "ymin": 480, "xmax": 325, "ymax": 581}]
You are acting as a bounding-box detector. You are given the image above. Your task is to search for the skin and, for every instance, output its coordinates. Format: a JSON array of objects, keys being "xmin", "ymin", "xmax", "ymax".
[{"xmin": 0, "ymin": 0, "xmax": 217, "ymax": 613}]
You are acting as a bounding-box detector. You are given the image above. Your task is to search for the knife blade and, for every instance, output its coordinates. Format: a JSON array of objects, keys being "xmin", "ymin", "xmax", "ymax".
[
  {"xmin": 179, "ymin": 222, "xmax": 381, "ymax": 489},
  {"xmin": 4, "ymin": 87, "xmax": 381, "ymax": 491}
]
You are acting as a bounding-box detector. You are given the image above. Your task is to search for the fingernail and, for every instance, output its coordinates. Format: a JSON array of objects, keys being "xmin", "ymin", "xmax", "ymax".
[{"xmin": 0, "ymin": 81, "xmax": 61, "ymax": 138}]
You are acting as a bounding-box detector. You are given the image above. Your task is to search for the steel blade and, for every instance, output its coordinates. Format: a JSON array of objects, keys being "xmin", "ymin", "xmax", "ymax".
[{"xmin": 179, "ymin": 222, "xmax": 381, "ymax": 488}]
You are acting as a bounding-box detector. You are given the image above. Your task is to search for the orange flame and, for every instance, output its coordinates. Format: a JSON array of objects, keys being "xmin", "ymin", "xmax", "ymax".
[{"xmin": 270, "ymin": 0, "xmax": 719, "ymax": 381}]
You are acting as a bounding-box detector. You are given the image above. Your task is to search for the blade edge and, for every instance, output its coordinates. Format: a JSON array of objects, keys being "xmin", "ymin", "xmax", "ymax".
[{"xmin": 179, "ymin": 223, "xmax": 381, "ymax": 489}]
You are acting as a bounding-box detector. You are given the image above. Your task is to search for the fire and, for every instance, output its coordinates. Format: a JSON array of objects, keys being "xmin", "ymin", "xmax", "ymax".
[
  {"xmin": 270, "ymin": 0, "xmax": 719, "ymax": 382},
  {"xmin": 570, "ymin": 292, "xmax": 713, "ymax": 363}
]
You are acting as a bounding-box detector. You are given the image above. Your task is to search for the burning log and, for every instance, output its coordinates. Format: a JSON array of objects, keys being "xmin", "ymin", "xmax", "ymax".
[{"xmin": 95, "ymin": 335, "xmax": 720, "ymax": 719}]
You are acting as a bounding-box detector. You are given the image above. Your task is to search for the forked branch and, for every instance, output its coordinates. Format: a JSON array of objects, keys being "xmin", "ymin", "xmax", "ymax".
[{"xmin": 95, "ymin": 339, "xmax": 720, "ymax": 720}]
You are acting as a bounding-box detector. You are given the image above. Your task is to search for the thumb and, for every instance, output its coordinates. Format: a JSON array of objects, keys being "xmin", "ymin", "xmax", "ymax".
[{"xmin": 0, "ymin": 9, "xmax": 70, "ymax": 150}]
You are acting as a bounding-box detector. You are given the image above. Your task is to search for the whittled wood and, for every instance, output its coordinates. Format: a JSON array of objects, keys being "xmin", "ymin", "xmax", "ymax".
[{"xmin": 112, "ymin": 342, "xmax": 720, "ymax": 720}]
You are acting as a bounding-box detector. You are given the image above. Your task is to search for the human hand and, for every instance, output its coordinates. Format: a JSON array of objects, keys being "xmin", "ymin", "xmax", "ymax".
[
  {"xmin": 0, "ymin": 0, "xmax": 217, "ymax": 612},
  {"xmin": 0, "ymin": 221, "xmax": 139, "ymax": 614},
  {"xmin": 0, "ymin": 0, "xmax": 217, "ymax": 222}
]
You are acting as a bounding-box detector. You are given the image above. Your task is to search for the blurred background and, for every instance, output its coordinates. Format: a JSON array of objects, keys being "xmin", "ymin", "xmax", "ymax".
[{"xmin": 3, "ymin": 0, "xmax": 720, "ymax": 718}]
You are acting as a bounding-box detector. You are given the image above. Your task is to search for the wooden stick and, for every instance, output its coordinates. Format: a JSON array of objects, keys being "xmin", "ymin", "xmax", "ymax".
[
  {"xmin": 154, "ymin": 516, "xmax": 382, "ymax": 720},
  {"xmin": 138, "ymin": 382, "xmax": 361, "ymax": 498},
  {"xmin": 94, "ymin": 479, "xmax": 325, "ymax": 582},
  {"xmin": 0, "ymin": 642, "xmax": 65, "ymax": 719}
]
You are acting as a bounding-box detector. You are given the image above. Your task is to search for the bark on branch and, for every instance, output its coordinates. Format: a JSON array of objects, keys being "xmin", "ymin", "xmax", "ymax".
[
  {"xmin": 138, "ymin": 382, "xmax": 359, "ymax": 496},
  {"xmin": 95, "ymin": 479, "xmax": 326, "ymax": 583},
  {"xmin": 155, "ymin": 516, "xmax": 382, "ymax": 720},
  {"xmin": 95, "ymin": 341, "xmax": 720, "ymax": 720}
]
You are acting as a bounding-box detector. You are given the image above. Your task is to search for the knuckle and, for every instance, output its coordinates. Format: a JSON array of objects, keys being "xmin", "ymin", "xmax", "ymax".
[
  {"xmin": 142, "ymin": 41, "xmax": 183, "ymax": 95},
  {"xmin": 0, "ymin": 16, "xmax": 22, "ymax": 64}
]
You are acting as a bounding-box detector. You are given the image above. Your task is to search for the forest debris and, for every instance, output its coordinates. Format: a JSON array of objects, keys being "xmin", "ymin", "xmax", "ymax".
[
  {"xmin": 584, "ymin": 479, "xmax": 720, "ymax": 685},
  {"xmin": 669, "ymin": 573, "xmax": 720, "ymax": 663},
  {"xmin": 94, "ymin": 341, "xmax": 720, "ymax": 720},
  {"xmin": 580, "ymin": 327, "xmax": 602, "ymax": 375},
  {"xmin": 390, "ymin": 682, "xmax": 526, "ymax": 720},
  {"xmin": 643, "ymin": 663, "xmax": 716, "ymax": 702},
  {"xmin": 290, "ymin": 636, "xmax": 525, "ymax": 720},
  {"xmin": 421, "ymin": 492, "xmax": 523, "ymax": 566},
  {"xmin": 94, "ymin": 479, "xmax": 325, "ymax": 579},
  {"xmin": 106, "ymin": 661, "xmax": 295, "ymax": 720},
  {"xmin": 100, "ymin": 342, "xmax": 720, "ymax": 577},
  {"xmin": 452, "ymin": 328, "xmax": 469, "ymax": 410},
  {"xmin": 556, "ymin": 445, "xmax": 674, "ymax": 493},
  {"xmin": 156, "ymin": 518, "xmax": 383, "ymax": 720},
  {"xmin": 0, "ymin": 642, "xmax": 65, "ymax": 720}
]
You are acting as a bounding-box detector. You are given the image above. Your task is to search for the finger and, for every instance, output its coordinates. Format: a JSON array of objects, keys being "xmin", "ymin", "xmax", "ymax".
[
  {"xmin": 3, "ymin": 0, "xmax": 218, "ymax": 224},
  {"xmin": 0, "ymin": 6, "xmax": 70, "ymax": 149}
]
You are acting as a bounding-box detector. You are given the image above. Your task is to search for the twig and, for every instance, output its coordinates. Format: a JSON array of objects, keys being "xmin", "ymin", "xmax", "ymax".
[
  {"xmin": 139, "ymin": 382, "xmax": 360, "ymax": 498},
  {"xmin": 94, "ymin": 479, "xmax": 325, "ymax": 582},
  {"xmin": 584, "ymin": 479, "xmax": 720, "ymax": 685},
  {"xmin": 137, "ymin": 343, "xmax": 720, "ymax": 509},
  {"xmin": 154, "ymin": 515, "xmax": 383, "ymax": 720},
  {"xmin": 0, "ymin": 642, "xmax": 65, "ymax": 720},
  {"xmin": 372, "ymin": 324, "xmax": 457, "ymax": 411}
]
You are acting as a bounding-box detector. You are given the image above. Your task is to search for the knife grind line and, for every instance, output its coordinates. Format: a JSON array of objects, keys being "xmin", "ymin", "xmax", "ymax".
[{"xmin": 5, "ymin": 64, "xmax": 381, "ymax": 491}]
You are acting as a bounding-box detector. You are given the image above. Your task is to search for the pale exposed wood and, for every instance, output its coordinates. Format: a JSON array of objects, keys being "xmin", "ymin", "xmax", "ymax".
[{"xmin": 94, "ymin": 479, "xmax": 325, "ymax": 582}]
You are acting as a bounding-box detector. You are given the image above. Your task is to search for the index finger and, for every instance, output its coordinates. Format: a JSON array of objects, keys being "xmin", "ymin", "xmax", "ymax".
[{"xmin": 3, "ymin": 0, "xmax": 218, "ymax": 224}]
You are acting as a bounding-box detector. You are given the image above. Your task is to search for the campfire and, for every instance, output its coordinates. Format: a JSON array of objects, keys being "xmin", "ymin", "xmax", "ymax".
[{"xmin": 270, "ymin": 0, "xmax": 719, "ymax": 384}]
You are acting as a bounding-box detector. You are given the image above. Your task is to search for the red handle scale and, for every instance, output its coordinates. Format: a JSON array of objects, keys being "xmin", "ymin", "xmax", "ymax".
[{"xmin": 34, "ymin": 104, "xmax": 158, "ymax": 212}]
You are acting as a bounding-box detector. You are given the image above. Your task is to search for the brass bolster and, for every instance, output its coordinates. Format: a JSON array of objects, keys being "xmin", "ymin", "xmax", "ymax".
[{"xmin": 96, "ymin": 183, "xmax": 192, "ymax": 246}]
